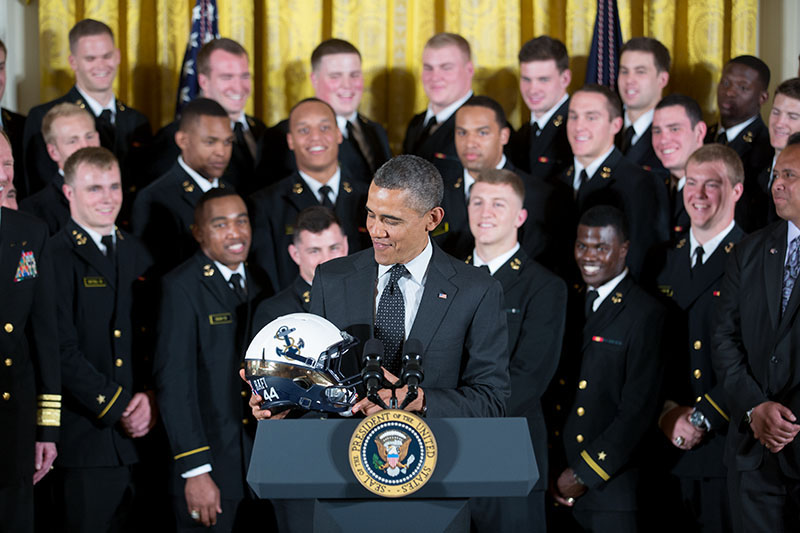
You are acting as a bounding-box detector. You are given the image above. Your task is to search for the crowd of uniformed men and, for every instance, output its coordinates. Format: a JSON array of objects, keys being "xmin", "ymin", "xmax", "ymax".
[{"xmin": 3, "ymin": 16, "xmax": 800, "ymax": 533}]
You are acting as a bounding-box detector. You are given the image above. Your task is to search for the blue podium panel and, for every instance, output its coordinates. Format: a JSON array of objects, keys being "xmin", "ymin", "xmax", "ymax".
[
  {"xmin": 313, "ymin": 499, "xmax": 470, "ymax": 533},
  {"xmin": 247, "ymin": 417, "xmax": 538, "ymax": 499}
]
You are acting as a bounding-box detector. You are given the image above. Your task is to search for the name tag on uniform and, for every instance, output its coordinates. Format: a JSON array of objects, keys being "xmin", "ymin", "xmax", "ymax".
[
  {"xmin": 208, "ymin": 313, "xmax": 232, "ymax": 325},
  {"xmin": 83, "ymin": 277, "xmax": 107, "ymax": 288}
]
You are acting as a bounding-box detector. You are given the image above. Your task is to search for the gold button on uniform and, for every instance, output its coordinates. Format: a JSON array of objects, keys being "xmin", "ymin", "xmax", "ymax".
[
  {"xmin": 4, "ymin": 358, "xmax": 11, "ymax": 367},
  {"xmin": 696, "ymin": 396, "xmax": 702, "ymax": 403},
  {"xmin": 4, "ymin": 323, "xmax": 13, "ymax": 333},
  {"xmin": 115, "ymin": 358, "xmax": 123, "ymax": 367},
  {"xmin": 242, "ymin": 418, "xmax": 250, "ymax": 425},
  {"xmin": 2, "ymin": 392, "xmax": 10, "ymax": 401},
  {"xmin": 694, "ymin": 369, "xmax": 702, "ymax": 379},
  {"xmin": 576, "ymin": 434, "xmax": 584, "ymax": 443},
  {"xmin": 577, "ymin": 407, "xmax": 585, "ymax": 416},
  {"xmin": 114, "ymin": 329, "xmax": 122, "ymax": 338},
  {"xmin": 241, "ymin": 390, "xmax": 247, "ymax": 397},
  {"xmin": 559, "ymin": 379, "xmax": 566, "ymax": 386},
  {"xmin": 555, "ymin": 404, "xmax": 562, "ymax": 411},
  {"xmin": 693, "ymin": 340, "xmax": 702, "ymax": 350},
  {"xmin": 578, "ymin": 380, "xmax": 587, "ymax": 390}
]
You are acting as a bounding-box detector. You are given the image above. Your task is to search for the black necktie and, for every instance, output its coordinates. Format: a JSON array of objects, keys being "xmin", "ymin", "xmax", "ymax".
[
  {"xmin": 413, "ymin": 115, "xmax": 437, "ymax": 154},
  {"xmin": 318, "ymin": 185, "xmax": 334, "ymax": 208},
  {"xmin": 233, "ymin": 122, "xmax": 257, "ymax": 160},
  {"xmin": 101, "ymin": 234, "xmax": 116, "ymax": 268},
  {"xmin": 229, "ymin": 273, "xmax": 247, "ymax": 303},
  {"xmin": 693, "ymin": 246, "xmax": 705, "ymax": 270},
  {"xmin": 579, "ymin": 169, "xmax": 589, "ymax": 188},
  {"xmin": 97, "ymin": 109, "xmax": 115, "ymax": 148},
  {"xmin": 531, "ymin": 121, "xmax": 540, "ymax": 137},
  {"xmin": 375, "ymin": 264, "xmax": 408, "ymax": 376},
  {"xmin": 585, "ymin": 289, "xmax": 599, "ymax": 318},
  {"xmin": 347, "ymin": 120, "xmax": 379, "ymax": 174},
  {"xmin": 619, "ymin": 126, "xmax": 635, "ymax": 153},
  {"xmin": 715, "ymin": 130, "xmax": 727, "ymax": 145}
]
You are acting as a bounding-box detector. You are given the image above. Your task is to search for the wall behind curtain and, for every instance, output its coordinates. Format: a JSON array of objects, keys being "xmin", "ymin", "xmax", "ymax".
[{"xmin": 38, "ymin": 0, "xmax": 758, "ymax": 151}]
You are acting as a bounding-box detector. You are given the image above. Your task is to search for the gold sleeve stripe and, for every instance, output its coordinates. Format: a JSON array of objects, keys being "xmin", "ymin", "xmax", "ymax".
[
  {"xmin": 97, "ymin": 386, "xmax": 122, "ymax": 419},
  {"xmin": 37, "ymin": 408, "xmax": 60, "ymax": 427},
  {"xmin": 38, "ymin": 394, "xmax": 62, "ymax": 401},
  {"xmin": 703, "ymin": 393, "xmax": 730, "ymax": 422},
  {"xmin": 38, "ymin": 401, "xmax": 61, "ymax": 408},
  {"xmin": 174, "ymin": 446, "xmax": 211, "ymax": 461},
  {"xmin": 580, "ymin": 450, "xmax": 610, "ymax": 481}
]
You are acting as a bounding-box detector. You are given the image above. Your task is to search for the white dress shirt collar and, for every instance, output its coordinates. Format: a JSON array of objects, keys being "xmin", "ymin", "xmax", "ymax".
[
  {"xmin": 299, "ymin": 167, "xmax": 341, "ymax": 205},
  {"xmin": 76, "ymin": 86, "xmax": 116, "ymax": 121},
  {"xmin": 178, "ymin": 156, "xmax": 218, "ymax": 192},
  {"xmin": 689, "ymin": 219, "xmax": 735, "ymax": 265},
  {"xmin": 473, "ymin": 242, "xmax": 520, "ymax": 275},
  {"xmin": 623, "ymin": 108, "xmax": 654, "ymax": 146},
  {"xmin": 717, "ymin": 115, "xmax": 758, "ymax": 143},
  {"xmin": 424, "ymin": 90, "xmax": 474, "ymax": 126},
  {"xmin": 589, "ymin": 267, "xmax": 629, "ymax": 312},
  {"xmin": 573, "ymin": 145, "xmax": 616, "ymax": 192},
  {"xmin": 531, "ymin": 93, "xmax": 569, "ymax": 129}
]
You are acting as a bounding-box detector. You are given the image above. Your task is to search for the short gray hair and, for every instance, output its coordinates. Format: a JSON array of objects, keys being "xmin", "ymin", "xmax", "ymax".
[{"xmin": 373, "ymin": 155, "xmax": 443, "ymax": 213}]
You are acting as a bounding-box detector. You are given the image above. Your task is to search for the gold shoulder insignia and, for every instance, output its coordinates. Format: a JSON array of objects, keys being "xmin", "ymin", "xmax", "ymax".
[
  {"xmin": 598, "ymin": 451, "xmax": 607, "ymax": 461},
  {"xmin": 567, "ymin": 166, "xmax": 574, "ymax": 177},
  {"xmin": 74, "ymin": 99, "xmax": 86, "ymax": 109},
  {"xmin": 203, "ymin": 264, "xmax": 215, "ymax": 277},
  {"xmin": 302, "ymin": 290, "xmax": 311, "ymax": 304},
  {"xmin": 118, "ymin": 102, "xmax": 127, "ymax": 111},
  {"xmin": 553, "ymin": 114, "xmax": 564, "ymax": 127},
  {"xmin": 611, "ymin": 292, "xmax": 623, "ymax": 304},
  {"xmin": 743, "ymin": 131, "xmax": 754, "ymax": 143},
  {"xmin": 454, "ymin": 176, "xmax": 463, "ymax": 189},
  {"xmin": 182, "ymin": 180, "xmax": 195, "ymax": 193},
  {"xmin": 219, "ymin": 182, "xmax": 227, "ymax": 189},
  {"xmin": 658, "ymin": 285, "xmax": 673, "ymax": 297},
  {"xmin": 465, "ymin": 255, "xmax": 472, "ymax": 264},
  {"xmin": 293, "ymin": 183, "xmax": 304, "ymax": 194},
  {"xmin": 247, "ymin": 116, "xmax": 255, "ymax": 127},
  {"xmin": 72, "ymin": 230, "xmax": 87, "ymax": 246},
  {"xmin": 510, "ymin": 257, "xmax": 522, "ymax": 270},
  {"xmin": 343, "ymin": 181, "xmax": 352, "ymax": 193},
  {"xmin": 725, "ymin": 242, "xmax": 734, "ymax": 253},
  {"xmin": 116, "ymin": 227, "xmax": 124, "ymax": 240},
  {"xmin": 21, "ymin": 240, "xmax": 27, "ymax": 246},
  {"xmin": 96, "ymin": 394, "xmax": 106, "ymax": 405},
  {"xmin": 676, "ymin": 238, "xmax": 687, "ymax": 249},
  {"xmin": 600, "ymin": 166, "xmax": 612, "ymax": 179}
]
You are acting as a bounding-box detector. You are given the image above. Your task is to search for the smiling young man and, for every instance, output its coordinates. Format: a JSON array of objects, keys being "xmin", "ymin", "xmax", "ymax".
[
  {"xmin": 19, "ymin": 103, "xmax": 100, "ymax": 235},
  {"xmin": 649, "ymin": 143, "xmax": 745, "ymax": 532},
  {"xmin": 466, "ymin": 169, "xmax": 566, "ymax": 533},
  {"xmin": 150, "ymin": 38, "xmax": 266, "ymax": 195},
  {"xmin": 260, "ymin": 39, "xmax": 391, "ymax": 185},
  {"xmin": 0, "ymin": 38, "xmax": 27, "ymax": 193},
  {"xmin": 550, "ymin": 205, "xmax": 666, "ymax": 533},
  {"xmin": 508, "ymin": 36, "xmax": 572, "ymax": 180},
  {"xmin": 616, "ymin": 37, "xmax": 671, "ymax": 178},
  {"xmin": 48, "ymin": 146, "xmax": 154, "ymax": 532},
  {"xmin": 652, "ymin": 94, "xmax": 708, "ymax": 237},
  {"xmin": 132, "ymin": 98, "xmax": 235, "ymax": 276},
  {"xmin": 249, "ymin": 98, "xmax": 368, "ymax": 291},
  {"xmin": 154, "ymin": 188, "xmax": 265, "ymax": 532},
  {"xmin": 403, "ymin": 33, "xmax": 474, "ymax": 162},
  {"xmin": 561, "ymin": 84, "xmax": 669, "ymax": 279},
  {"xmin": 22, "ymin": 19, "xmax": 151, "ymax": 199}
]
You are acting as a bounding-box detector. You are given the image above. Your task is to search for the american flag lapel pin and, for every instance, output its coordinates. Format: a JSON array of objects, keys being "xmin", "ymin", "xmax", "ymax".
[{"xmin": 438, "ymin": 292, "xmax": 447, "ymax": 299}]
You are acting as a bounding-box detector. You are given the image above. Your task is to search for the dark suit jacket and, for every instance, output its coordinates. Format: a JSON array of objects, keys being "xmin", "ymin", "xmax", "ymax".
[
  {"xmin": 507, "ymin": 98, "xmax": 571, "ymax": 180},
  {"xmin": 22, "ymin": 86, "xmax": 152, "ymax": 198},
  {"xmin": 553, "ymin": 275, "xmax": 666, "ymax": 511},
  {"xmin": 310, "ymin": 243, "xmax": 510, "ymax": 418},
  {"xmin": 653, "ymin": 225, "xmax": 745, "ymax": 479},
  {"xmin": 131, "ymin": 162, "xmax": 232, "ymax": 276},
  {"xmin": 2, "ymin": 107, "xmax": 26, "ymax": 196},
  {"xmin": 713, "ymin": 220, "xmax": 800, "ymax": 476},
  {"xmin": 706, "ymin": 116, "xmax": 773, "ymax": 232},
  {"xmin": 468, "ymin": 248, "xmax": 566, "ymax": 488},
  {"xmin": 49, "ymin": 221, "xmax": 152, "ymax": 467},
  {"xmin": 252, "ymin": 276, "xmax": 311, "ymax": 334},
  {"xmin": 670, "ymin": 181, "xmax": 690, "ymax": 238},
  {"xmin": 153, "ymin": 251, "xmax": 257, "ymax": 498},
  {"xmin": 18, "ymin": 172, "xmax": 70, "ymax": 236},
  {"xmin": 249, "ymin": 170, "xmax": 369, "ymax": 291},
  {"xmin": 754, "ymin": 164, "xmax": 780, "ymax": 229},
  {"xmin": 149, "ymin": 115, "xmax": 267, "ymax": 196},
  {"xmin": 560, "ymin": 148, "xmax": 670, "ymax": 279},
  {"xmin": 0, "ymin": 208, "xmax": 59, "ymax": 484},
  {"xmin": 257, "ymin": 114, "xmax": 391, "ymax": 186},
  {"xmin": 402, "ymin": 110, "xmax": 459, "ymax": 164}
]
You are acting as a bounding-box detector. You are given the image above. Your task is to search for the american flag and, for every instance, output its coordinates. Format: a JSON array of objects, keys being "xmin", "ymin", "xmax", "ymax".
[
  {"xmin": 585, "ymin": 0, "xmax": 623, "ymax": 89},
  {"xmin": 174, "ymin": 0, "xmax": 220, "ymax": 118}
]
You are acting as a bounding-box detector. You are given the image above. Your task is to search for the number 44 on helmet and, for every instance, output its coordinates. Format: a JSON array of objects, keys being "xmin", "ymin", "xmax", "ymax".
[{"xmin": 244, "ymin": 313, "xmax": 363, "ymax": 415}]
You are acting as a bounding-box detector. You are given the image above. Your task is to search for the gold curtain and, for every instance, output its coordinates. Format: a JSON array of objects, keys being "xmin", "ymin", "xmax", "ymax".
[{"xmin": 38, "ymin": 0, "xmax": 758, "ymax": 150}]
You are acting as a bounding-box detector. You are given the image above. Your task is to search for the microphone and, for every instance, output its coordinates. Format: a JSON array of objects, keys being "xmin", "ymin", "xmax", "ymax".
[
  {"xmin": 400, "ymin": 338, "xmax": 424, "ymax": 409},
  {"xmin": 362, "ymin": 338, "xmax": 387, "ymax": 409}
]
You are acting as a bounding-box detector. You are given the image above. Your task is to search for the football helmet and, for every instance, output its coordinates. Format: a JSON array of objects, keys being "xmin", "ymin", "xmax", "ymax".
[{"xmin": 244, "ymin": 313, "xmax": 361, "ymax": 413}]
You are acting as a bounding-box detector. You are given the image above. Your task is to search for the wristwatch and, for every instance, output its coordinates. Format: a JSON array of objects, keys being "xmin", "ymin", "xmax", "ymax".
[
  {"xmin": 745, "ymin": 408, "xmax": 754, "ymax": 425},
  {"xmin": 689, "ymin": 409, "xmax": 707, "ymax": 429}
]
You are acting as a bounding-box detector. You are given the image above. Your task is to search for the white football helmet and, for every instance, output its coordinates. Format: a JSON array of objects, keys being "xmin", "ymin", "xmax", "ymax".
[{"xmin": 244, "ymin": 313, "xmax": 360, "ymax": 413}]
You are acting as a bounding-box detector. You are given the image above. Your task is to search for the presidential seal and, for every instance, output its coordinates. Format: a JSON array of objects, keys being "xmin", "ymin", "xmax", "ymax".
[{"xmin": 348, "ymin": 410, "xmax": 437, "ymax": 497}]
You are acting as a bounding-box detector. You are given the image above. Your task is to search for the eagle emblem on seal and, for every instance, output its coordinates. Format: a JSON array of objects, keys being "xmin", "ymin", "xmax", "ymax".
[{"xmin": 373, "ymin": 430, "xmax": 416, "ymax": 477}]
